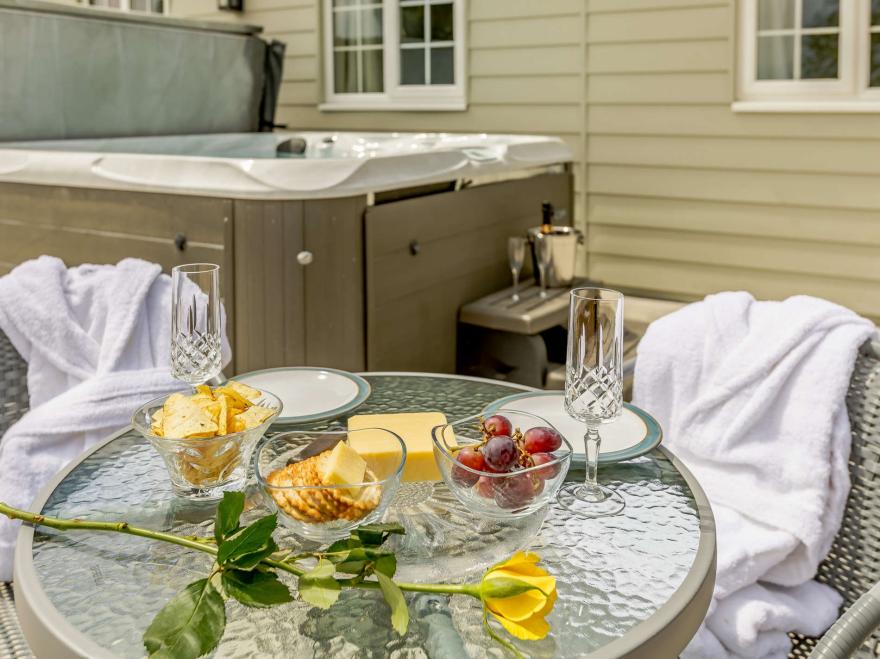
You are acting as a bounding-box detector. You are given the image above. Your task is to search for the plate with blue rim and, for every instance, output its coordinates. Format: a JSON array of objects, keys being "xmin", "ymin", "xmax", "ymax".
[
  {"xmin": 483, "ymin": 391, "xmax": 662, "ymax": 464},
  {"xmin": 232, "ymin": 367, "xmax": 370, "ymax": 425}
]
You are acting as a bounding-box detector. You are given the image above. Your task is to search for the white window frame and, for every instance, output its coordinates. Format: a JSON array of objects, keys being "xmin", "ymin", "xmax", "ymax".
[
  {"xmin": 735, "ymin": 0, "xmax": 880, "ymax": 111},
  {"xmin": 88, "ymin": 0, "xmax": 169, "ymax": 14},
  {"xmin": 320, "ymin": 0, "xmax": 467, "ymax": 112}
]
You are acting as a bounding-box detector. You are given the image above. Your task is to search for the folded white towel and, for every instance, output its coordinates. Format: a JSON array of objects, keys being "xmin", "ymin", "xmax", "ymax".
[
  {"xmin": 633, "ymin": 291, "xmax": 875, "ymax": 658},
  {"xmin": 0, "ymin": 256, "xmax": 229, "ymax": 581}
]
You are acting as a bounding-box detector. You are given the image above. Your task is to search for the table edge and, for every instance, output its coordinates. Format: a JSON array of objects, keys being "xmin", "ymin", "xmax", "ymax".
[
  {"xmin": 590, "ymin": 445, "xmax": 717, "ymax": 659},
  {"xmin": 14, "ymin": 425, "xmax": 130, "ymax": 659}
]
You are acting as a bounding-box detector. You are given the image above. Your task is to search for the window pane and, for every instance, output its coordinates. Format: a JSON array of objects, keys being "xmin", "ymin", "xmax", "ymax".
[
  {"xmin": 430, "ymin": 3, "xmax": 454, "ymax": 41},
  {"xmin": 801, "ymin": 34, "xmax": 838, "ymax": 78},
  {"xmin": 400, "ymin": 5, "xmax": 424, "ymax": 43},
  {"xmin": 362, "ymin": 49, "xmax": 384, "ymax": 92},
  {"xmin": 802, "ymin": 0, "xmax": 838, "ymax": 28},
  {"xmin": 873, "ymin": 0, "xmax": 880, "ymax": 25},
  {"xmin": 758, "ymin": 0, "xmax": 794, "ymax": 30},
  {"xmin": 333, "ymin": 10, "xmax": 358, "ymax": 47},
  {"xmin": 131, "ymin": 0, "xmax": 147, "ymax": 11},
  {"xmin": 401, "ymin": 48, "xmax": 426, "ymax": 85},
  {"xmin": 430, "ymin": 46, "xmax": 454, "ymax": 84},
  {"xmin": 757, "ymin": 35, "xmax": 794, "ymax": 79},
  {"xmin": 870, "ymin": 34, "xmax": 880, "ymax": 86},
  {"xmin": 334, "ymin": 51, "xmax": 358, "ymax": 93},
  {"xmin": 333, "ymin": 0, "xmax": 358, "ymax": 6},
  {"xmin": 362, "ymin": 7, "xmax": 383, "ymax": 45}
]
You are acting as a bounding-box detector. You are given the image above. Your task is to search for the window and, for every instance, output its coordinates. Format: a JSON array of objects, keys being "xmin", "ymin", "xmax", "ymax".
[
  {"xmin": 88, "ymin": 0, "xmax": 167, "ymax": 14},
  {"xmin": 322, "ymin": 0, "xmax": 466, "ymax": 111},
  {"xmin": 737, "ymin": 0, "xmax": 880, "ymax": 108}
]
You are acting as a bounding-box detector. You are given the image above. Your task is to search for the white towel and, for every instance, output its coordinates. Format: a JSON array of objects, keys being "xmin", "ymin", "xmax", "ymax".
[
  {"xmin": 0, "ymin": 256, "xmax": 229, "ymax": 581},
  {"xmin": 633, "ymin": 291, "xmax": 875, "ymax": 659}
]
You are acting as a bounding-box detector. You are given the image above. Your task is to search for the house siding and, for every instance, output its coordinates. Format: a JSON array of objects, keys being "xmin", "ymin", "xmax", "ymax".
[{"xmin": 159, "ymin": 0, "xmax": 880, "ymax": 319}]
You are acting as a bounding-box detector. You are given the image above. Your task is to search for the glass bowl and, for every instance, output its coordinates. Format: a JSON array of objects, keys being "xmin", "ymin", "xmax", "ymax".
[
  {"xmin": 432, "ymin": 410, "xmax": 572, "ymax": 518},
  {"xmin": 254, "ymin": 429, "xmax": 406, "ymax": 542},
  {"xmin": 132, "ymin": 388, "xmax": 282, "ymax": 500}
]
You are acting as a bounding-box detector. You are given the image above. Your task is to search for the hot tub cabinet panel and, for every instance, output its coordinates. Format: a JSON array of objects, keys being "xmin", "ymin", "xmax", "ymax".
[
  {"xmin": 0, "ymin": 172, "xmax": 572, "ymax": 375},
  {"xmin": 365, "ymin": 172, "xmax": 571, "ymax": 373}
]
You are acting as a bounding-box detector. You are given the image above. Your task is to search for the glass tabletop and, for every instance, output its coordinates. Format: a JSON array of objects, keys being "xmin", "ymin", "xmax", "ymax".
[{"xmin": 24, "ymin": 374, "xmax": 711, "ymax": 658}]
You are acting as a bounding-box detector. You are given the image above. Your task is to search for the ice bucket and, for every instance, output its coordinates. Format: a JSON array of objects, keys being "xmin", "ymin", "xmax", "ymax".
[{"xmin": 527, "ymin": 226, "xmax": 583, "ymax": 288}]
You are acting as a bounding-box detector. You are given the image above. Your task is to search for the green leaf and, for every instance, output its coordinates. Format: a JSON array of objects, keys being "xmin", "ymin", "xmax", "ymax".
[
  {"xmin": 298, "ymin": 558, "xmax": 341, "ymax": 609},
  {"xmin": 143, "ymin": 578, "xmax": 226, "ymax": 659},
  {"xmin": 217, "ymin": 514, "xmax": 277, "ymax": 566},
  {"xmin": 374, "ymin": 553, "xmax": 397, "ymax": 578},
  {"xmin": 227, "ymin": 538, "xmax": 278, "ymax": 571},
  {"xmin": 222, "ymin": 569, "xmax": 293, "ymax": 608},
  {"xmin": 352, "ymin": 522, "xmax": 405, "ymax": 547},
  {"xmin": 376, "ymin": 572, "xmax": 409, "ymax": 636},
  {"xmin": 481, "ymin": 576, "xmax": 547, "ymax": 600},
  {"xmin": 214, "ymin": 491, "xmax": 245, "ymax": 544}
]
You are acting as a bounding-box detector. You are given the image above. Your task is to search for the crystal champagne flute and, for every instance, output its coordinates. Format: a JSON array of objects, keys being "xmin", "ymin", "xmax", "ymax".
[
  {"xmin": 508, "ymin": 237, "xmax": 526, "ymax": 302},
  {"xmin": 557, "ymin": 287, "xmax": 626, "ymax": 518},
  {"xmin": 171, "ymin": 264, "xmax": 222, "ymax": 387},
  {"xmin": 535, "ymin": 234, "xmax": 553, "ymax": 299}
]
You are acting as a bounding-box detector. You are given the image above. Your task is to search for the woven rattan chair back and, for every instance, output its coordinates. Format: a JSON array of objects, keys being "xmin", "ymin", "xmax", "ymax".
[
  {"xmin": 791, "ymin": 339, "xmax": 880, "ymax": 658},
  {"xmin": 0, "ymin": 329, "xmax": 28, "ymax": 438}
]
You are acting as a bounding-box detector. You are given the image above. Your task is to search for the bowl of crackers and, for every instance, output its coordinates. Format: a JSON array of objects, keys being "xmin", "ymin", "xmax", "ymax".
[
  {"xmin": 253, "ymin": 428, "xmax": 405, "ymax": 541},
  {"xmin": 133, "ymin": 380, "xmax": 282, "ymax": 500}
]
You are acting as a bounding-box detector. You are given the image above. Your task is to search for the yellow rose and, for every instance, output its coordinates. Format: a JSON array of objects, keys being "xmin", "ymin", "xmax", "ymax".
[{"xmin": 479, "ymin": 551, "xmax": 557, "ymax": 641}]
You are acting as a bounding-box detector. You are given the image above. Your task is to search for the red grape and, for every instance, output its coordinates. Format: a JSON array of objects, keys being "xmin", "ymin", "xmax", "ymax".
[
  {"xmin": 530, "ymin": 452, "xmax": 560, "ymax": 479},
  {"xmin": 452, "ymin": 447, "xmax": 485, "ymax": 487},
  {"xmin": 482, "ymin": 436, "xmax": 518, "ymax": 471},
  {"xmin": 523, "ymin": 426, "xmax": 563, "ymax": 454},
  {"xmin": 494, "ymin": 473, "xmax": 537, "ymax": 509},
  {"xmin": 482, "ymin": 414, "xmax": 513, "ymax": 437},
  {"xmin": 474, "ymin": 476, "xmax": 496, "ymax": 499}
]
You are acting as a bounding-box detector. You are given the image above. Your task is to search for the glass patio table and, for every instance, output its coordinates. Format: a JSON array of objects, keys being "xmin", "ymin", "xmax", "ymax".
[{"xmin": 13, "ymin": 373, "xmax": 715, "ymax": 658}]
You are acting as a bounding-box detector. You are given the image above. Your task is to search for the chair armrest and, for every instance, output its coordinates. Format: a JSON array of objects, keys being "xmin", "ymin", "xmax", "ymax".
[{"xmin": 809, "ymin": 582, "xmax": 880, "ymax": 659}]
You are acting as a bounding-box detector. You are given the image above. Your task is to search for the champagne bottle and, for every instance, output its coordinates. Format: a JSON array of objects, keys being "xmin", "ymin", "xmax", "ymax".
[{"xmin": 540, "ymin": 201, "xmax": 554, "ymax": 234}]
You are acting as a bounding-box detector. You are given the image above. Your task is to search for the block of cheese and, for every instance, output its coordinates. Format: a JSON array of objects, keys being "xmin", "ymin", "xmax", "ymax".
[
  {"xmin": 321, "ymin": 440, "xmax": 367, "ymax": 495},
  {"xmin": 348, "ymin": 412, "xmax": 448, "ymax": 482}
]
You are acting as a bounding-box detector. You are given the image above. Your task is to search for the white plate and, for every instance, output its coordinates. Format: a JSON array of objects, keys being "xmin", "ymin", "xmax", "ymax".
[
  {"xmin": 233, "ymin": 367, "xmax": 371, "ymax": 425},
  {"xmin": 484, "ymin": 392, "xmax": 662, "ymax": 463}
]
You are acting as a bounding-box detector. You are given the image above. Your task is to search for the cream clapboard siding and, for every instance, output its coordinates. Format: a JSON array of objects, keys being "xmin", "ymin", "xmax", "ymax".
[
  {"xmin": 586, "ymin": 0, "xmax": 880, "ymax": 319},
  {"xmin": 170, "ymin": 0, "xmax": 588, "ymax": 227},
  {"xmin": 168, "ymin": 0, "xmax": 880, "ymax": 319}
]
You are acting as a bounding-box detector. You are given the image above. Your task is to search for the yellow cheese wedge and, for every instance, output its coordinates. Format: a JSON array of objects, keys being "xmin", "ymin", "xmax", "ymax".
[
  {"xmin": 348, "ymin": 412, "xmax": 448, "ymax": 482},
  {"xmin": 320, "ymin": 440, "xmax": 367, "ymax": 494}
]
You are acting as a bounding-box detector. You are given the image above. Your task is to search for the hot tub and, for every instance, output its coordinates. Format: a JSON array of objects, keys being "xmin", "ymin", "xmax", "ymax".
[
  {"xmin": 0, "ymin": 131, "xmax": 573, "ymax": 375},
  {"xmin": 0, "ymin": 131, "xmax": 571, "ymax": 199}
]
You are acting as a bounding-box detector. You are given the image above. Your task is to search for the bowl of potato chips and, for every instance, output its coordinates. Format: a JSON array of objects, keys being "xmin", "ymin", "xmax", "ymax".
[{"xmin": 132, "ymin": 380, "xmax": 282, "ymax": 500}]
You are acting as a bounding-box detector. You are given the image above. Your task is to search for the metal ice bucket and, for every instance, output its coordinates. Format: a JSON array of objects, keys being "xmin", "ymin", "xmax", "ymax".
[{"xmin": 527, "ymin": 226, "xmax": 583, "ymax": 288}]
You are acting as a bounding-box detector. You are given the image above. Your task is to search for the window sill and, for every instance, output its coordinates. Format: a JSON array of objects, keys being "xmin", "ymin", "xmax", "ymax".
[
  {"xmin": 732, "ymin": 100, "xmax": 880, "ymax": 113},
  {"xmin": 319, "ymin": 101, "xmax": 468, "ymax": 112}
]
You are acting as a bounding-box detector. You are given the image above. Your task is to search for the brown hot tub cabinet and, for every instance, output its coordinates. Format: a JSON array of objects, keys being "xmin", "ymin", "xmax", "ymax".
[{"xmin": 0, "ymin": 170, "xmax": 572, "ymax": 374}]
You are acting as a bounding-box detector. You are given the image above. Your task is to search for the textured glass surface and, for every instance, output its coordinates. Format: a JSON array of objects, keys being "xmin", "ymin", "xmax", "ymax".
[
  {"xmin": 31, "ymin": 376, "xmax": 703, "ymax": 658},
  {"xmin": 801, "ymin": 33, "xmax": 838, "ymax": 79}
]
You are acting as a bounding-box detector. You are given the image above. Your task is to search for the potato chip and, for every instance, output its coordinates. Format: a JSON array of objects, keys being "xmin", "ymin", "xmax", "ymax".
[
  {"xmin": 163, "ymin": 396, "xmax": 219, "ymax": 439},
  {"xmin": 213, "ymin": 386, "xmax": 251, "ymax": 411},
  {"xmin": 223, "ymin": 380, "xmax": 261, "ymax": 404},
  {"xmin": 234, "ymin": 405, "xmax": 275, "ymax": 431},
  {"xmin": 195, "ymin": 384, "xmax": 214, "ymax": 399},
  {"xmin": 217, "ymin": 394, "xmax": 228, "ymax": 435},
  {"xmin": 150, "ymin": 409, "xmax": 165, "ymax": 437}
]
